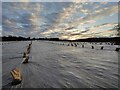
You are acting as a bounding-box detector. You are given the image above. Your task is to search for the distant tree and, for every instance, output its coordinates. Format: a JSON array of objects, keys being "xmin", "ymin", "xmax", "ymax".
[
  {"xmin": 114, "ymin": 24, "xmax": 120, "ymax": 36},
  {"xmin": 32, "ymin": 38, "xmax": 36, "ymax": 40},
  {"xmin": 8, "ymin": 35, "xmax": 13, "ymax": 37},
  {"xmin": 28, "ymin": 37, "xmax": 30, "ymax": 40}
]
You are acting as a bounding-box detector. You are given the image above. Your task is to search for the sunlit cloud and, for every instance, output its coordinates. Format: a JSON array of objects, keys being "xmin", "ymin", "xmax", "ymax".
[
  {"xmin": 17, "ymin": 0, "xmax": 29, "ymax": 2},
  {"xmin": 2, "ymin": 2, "xmax": 118, "ymax": 39}
]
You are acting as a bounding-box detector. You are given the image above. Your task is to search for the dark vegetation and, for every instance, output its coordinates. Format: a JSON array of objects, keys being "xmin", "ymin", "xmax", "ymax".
[{"xmin": 1, "ymin": 36, "xmax": 120, "ymax": 45}]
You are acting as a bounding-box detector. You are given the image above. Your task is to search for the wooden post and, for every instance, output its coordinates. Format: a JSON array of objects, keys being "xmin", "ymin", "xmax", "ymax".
[
  {"xmin": 71, "ymin": 43, "xmax": 73, "ymax": 46},
  {"xmin": 91, "ymin": 46, "xmax": 94, "ymax": 49},
  {"xmin": 115, "ymin": 48, "xmax": 120, "ymax": 51},
  {"xmin": 74, "ymin": 43, "xmax": 77, "ymax": 47},
  {"xmin": 26, "ymin": 46, "xmax": 31, "ymax": 54},
  {"xmin": 22, "ymin": 55, "xmax": 29, "ymax": 64},
  {"xmin": 10, "ymin": 68, "xmax": 22, "ymax": 85},
  {"xmin": 82, "ymin": 45, "xmax": 84, "ymax": 48},
  {"xmin": 23, "ymin": 52, "xmax": 26, "ymax": 58},
  {"xmin": 101, "ymin": 46, "xmax": 104, "ymax": 50}
]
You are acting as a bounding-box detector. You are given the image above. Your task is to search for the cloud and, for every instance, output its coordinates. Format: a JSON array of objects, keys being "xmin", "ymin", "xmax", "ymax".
[
  {"xmin": 2, "ymin": 2, "xmax": 118, "ymax": 39},
  {"xmin": 2, "ymin": 2, "xmax": 43, "ymax": 37},
  {"xmin": 68, "ymin": 5, "xmax": 118, "ymax": 27},
  {"xmin": 59, "ymin": 22, "xmax": 118, "ymax": 40}
]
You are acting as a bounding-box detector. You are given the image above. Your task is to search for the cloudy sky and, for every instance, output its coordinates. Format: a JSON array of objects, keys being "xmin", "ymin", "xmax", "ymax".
[{"xmin": 2, "ymin": 1, "xmax": 119, "ymax": 40}]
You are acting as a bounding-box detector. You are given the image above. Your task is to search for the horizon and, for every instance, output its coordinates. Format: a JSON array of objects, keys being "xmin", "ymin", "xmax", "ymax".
[{"xmin": 1, "ymin": 35, "xmax": 120, "ymax": 40}]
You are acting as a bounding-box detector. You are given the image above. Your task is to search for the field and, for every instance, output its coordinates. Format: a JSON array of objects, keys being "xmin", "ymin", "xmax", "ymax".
[{"xmin": 2, "ymin": 41, "xmax": 119, "ymax": 88}]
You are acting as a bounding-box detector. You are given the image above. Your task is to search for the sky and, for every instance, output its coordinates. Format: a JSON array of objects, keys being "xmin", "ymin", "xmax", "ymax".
[{"xmin": 2, "ymin": 1, "xmax": 119, "ymax": 40}]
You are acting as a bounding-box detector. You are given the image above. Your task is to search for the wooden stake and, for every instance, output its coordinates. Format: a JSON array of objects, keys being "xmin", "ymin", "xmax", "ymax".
[
  {"xmin": 10, "ymin": 68, "xmax": 22, "ymax": 85},
  {"xmin": 22, "ymin": 55, "xmax": 29, "ymax": 64}
]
